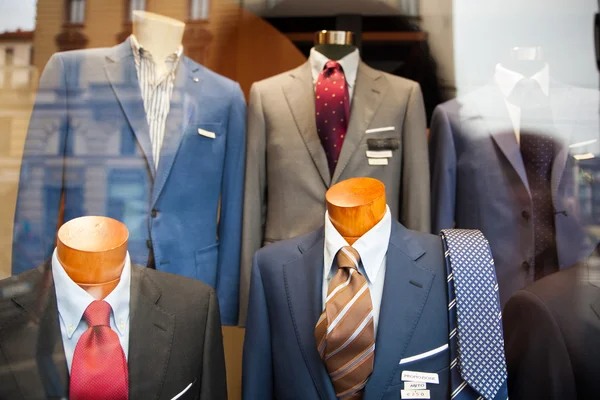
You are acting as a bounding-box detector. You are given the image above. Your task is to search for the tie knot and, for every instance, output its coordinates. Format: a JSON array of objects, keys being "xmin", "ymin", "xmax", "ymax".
[
  {"xmin": 324, "ymin": 60, "xmax": 342, "ymax": 71},
  {"xmin": 83, "ymin": 300, "xmax": 112, "ymax": 327},
  {"xmin": 508, "ymin": 78, "xmax": 548, "ymax": 108},
  {"xmin": 336, "ymin": 246, "xmax": 360, "ymax": 270}
]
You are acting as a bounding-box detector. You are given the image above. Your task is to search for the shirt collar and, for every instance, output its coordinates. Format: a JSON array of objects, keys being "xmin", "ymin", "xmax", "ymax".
[
  {"xmin": 324, "ymin": 205, "xmax": 391, "ymax": 283},
  {"xmin": 310, "ymin": 47, "xmax": 360, "ymax": 89},
  {"xmin": 52, "ymin": 249, "xmax": 131, "ymax": 338},
  {"xmin": 129, "ymin": 34, "xmax": 183, "ymax": 69},
  {"xmin": 495, "ymin": 62, "xmax": 550, "ymax": 99}
]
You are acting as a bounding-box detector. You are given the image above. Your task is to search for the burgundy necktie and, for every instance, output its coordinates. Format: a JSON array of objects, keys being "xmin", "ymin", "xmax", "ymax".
[
  {"xmin": 316, "ymin": 60, "xmax": 351, "ymax": 175},
  {"xmin": 70, "ymin": 300, "xmax": 129, "ymax": 400}
]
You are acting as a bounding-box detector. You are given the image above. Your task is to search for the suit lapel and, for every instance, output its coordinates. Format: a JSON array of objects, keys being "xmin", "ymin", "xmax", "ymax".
[
  {"xmin": 332, "ymin": 62, "xmax": 387, "ymax": 184},
  {"xmin": 549, "ymin": 83, "xmax": 577, "ymax": 204},
  {"xmin": 475, "ymin": 85, "xmax": 531, "ymax": 195},
  {"xmin": 104, "ymin": 38, "xmax": 156, "ymax": 177},
  {"xmin": 364, "ymin": 222, "xmax": 433, "ymax": 400},
  {"xmin": 151, "ymin": 58, "xmax": 198, "ymax": 207},
  {"xmin": 283, "ymin": 229, "xmax": 336, "ymax": 400},
  {"xmin": 283, "ymin": 63, "xmax": 331, "ymax": 187},
  {"xmin": 0, "ymin": 264, "xmax": 69, "ymax": 400},
  {"xmin": 128, "ymin": 265, "xmax": 175, "ymax": 400}
]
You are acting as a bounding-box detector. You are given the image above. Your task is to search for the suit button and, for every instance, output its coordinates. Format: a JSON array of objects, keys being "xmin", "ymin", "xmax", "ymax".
[
  {"xmin": 147, "ymin": 239, "xmax": 152, "ymax": 249},
  {"xmin": 522, "ymin": 261, "xmax": 530, "ymax": 270},
  {"xmin": 521, "ymin": 210, "xmax": 530, "ymax": 220},
  {"xmin": 151, "ymin": 209, "xmax": 158, "ymax": 218}
]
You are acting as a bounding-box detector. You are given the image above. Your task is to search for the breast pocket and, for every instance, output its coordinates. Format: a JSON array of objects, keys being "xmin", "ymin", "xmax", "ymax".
[
  {"xmin": 184, "ymin": 122, "xmax": 225, "ymax": 177},
  {"xmin": 383, "ymin": 344, "xmax": 450, "ymax": 400}
]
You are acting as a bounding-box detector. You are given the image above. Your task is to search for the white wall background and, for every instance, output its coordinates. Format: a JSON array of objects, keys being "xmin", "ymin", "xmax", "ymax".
[{"xmin": 453, "ymin": 0, "xmax": 599, "ymax": 96}]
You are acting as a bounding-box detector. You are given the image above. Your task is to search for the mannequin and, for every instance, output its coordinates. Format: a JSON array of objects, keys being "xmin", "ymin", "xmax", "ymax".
[
  {"xmin": 500, "ymin": 46, "xmax": 546, "ymax": 79},
  {"xmin": 132, "ymin": 10, "xmax": 185, "ymax": 78},
  {"xmin": 326, "ymin": 177, "xmax": 387, "ymax": 245},
  {"xmin": 313, "ymin": 30, "xmax": 356, "ymax": 61},
  {"xmin": 56, "ymin": 216, "xmax": 129, "ymax": 300}
]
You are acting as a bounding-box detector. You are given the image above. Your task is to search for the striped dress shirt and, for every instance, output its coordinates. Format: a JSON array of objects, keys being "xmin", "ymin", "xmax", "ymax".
[{"xmin": 130, "ymin": 35, "xmax": 183, "ymax": 168}]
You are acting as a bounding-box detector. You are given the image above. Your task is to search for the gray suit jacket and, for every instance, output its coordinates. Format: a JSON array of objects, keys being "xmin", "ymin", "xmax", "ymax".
[
  {"xmin": 239, "ymin": 61, "xmax": 430, "ymax": 325},
  {"xmin": 0, "ymin": 263, "xmax": 227, "ymax": 400},
  {"xmin": 430, "ymin": 82, "xmax": 598, "ymax": 306}
]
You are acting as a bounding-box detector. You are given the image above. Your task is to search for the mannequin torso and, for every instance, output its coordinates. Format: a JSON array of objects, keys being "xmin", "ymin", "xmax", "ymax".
[
  {"xmin": 56, "ymin": 216, "xmax": 129, "ymax": 300},
  {"xmin": 326, "ymin": 177, "xmax": 387, "ymax": 245},
  {"xmin": 131, "ymin": 10, "xmax": 185, "ymax": 78}
]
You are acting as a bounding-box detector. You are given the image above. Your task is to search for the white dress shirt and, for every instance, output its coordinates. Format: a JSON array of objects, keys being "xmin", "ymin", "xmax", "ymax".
[
  {"xmin": 310, "ymin": 47, "xmax": 360, "ymax": 100},
  {"xmin": 130, "ymin": 34, "xmax": 183, "ymax": 168},
  {"xmin": 52, "ymin": 249, "xmax": 131, "ymax": 373},
  {"xmin": 495, "ymin": 63, "xmax": 550, "ymax": 144},
  {"xmin": 323, "ymin": 205, "xmax": 391, "ymax": 335}
]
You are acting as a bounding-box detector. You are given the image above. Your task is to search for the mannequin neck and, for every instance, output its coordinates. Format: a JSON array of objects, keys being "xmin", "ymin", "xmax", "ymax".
[
  {"xmin": 132, "ymin": 11, "xmax": 185, "ymax": 77},
  {"xmin": 326, "ymin": 178, "xmax": 387, "ymax": 245},
  {"xmin": 57, "ymin": 216, "xmax": 129, "ymax": 300},
  {"xmin": 314, "ymin": 44, "xmax": 357, "ymax": 61}
]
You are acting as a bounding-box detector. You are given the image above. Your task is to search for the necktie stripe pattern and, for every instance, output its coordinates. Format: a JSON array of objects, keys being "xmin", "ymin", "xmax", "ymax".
[
  {"xmin": 315, "ymin": 60, "xmax": 351, "ymax": 175},
  {"xmin": 315, "ymin": 246, "xmax": 375, "ymax": 399},
  {"xmin": 441, "ymin": 229, "xmax": 509, "ymax": 400},
  {"xmin": 70, "ymin": 300, "xmax": 128, "ymax": 400}
]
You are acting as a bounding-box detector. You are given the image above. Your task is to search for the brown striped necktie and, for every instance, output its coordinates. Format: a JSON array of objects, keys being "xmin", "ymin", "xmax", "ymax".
[{"xmin": 315, "ymin": 246, "xmax": 375, "ymax": 400}]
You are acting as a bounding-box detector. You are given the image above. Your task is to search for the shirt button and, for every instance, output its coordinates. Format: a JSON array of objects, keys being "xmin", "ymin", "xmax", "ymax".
[
  {"xmin": 151, "ymin": 209, "xmax": 158, "ymax": 218},
  {"xmin": 521, "ymin": 210, "xmax": 530, "ymax": 220},
  {"xmin": 522, "ymin": 261, "xmax": 530, "ymax": 270},
  {"xmin": 67, "ymin": 325, "xmax": 74, "ymax": 334}
]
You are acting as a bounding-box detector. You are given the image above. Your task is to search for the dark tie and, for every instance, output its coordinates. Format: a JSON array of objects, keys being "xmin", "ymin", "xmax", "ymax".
[
  {"xmin": 70, "ymin": 300, "xmax": 129, "ymax": 400},
  {"xmin": 441, "ymin": 229, "xmax": 508, "ymax": 400},
  {"xmin": 510, "ymin": 78, "xmax": 559, "ymax": 280},
  {"xmin": 314, "ymin": 246, "xmax": 375, "ymax": 400},
  {"xmin": 315, "ymin": 61, "xmax": 351, "ymax": 175}
]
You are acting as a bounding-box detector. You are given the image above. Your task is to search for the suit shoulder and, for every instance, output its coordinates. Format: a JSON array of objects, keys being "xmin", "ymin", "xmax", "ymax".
[
  {"xmin": 139, "ymin": 266, "xmax": 215, "ymax": 306},
  {"xmin": 255, "ymin": 229, "xmax": 323, "ymax": 269},
  {"xmin": 187, "ymin": 58, "xmax": 241, "ymax": 95},
  {"xmin": 51, "ymin": 46, "xmax": 113, "ymax": 65},
  {"xmin": 251, "ymin": 64, "xmax": 305, "ymax": 92}
]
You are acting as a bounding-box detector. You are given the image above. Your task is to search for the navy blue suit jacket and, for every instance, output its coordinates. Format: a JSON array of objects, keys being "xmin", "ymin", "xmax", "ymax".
[
  {"xmin": 12, "ymin": 38, "xmax": 246, "ymax": 324},
  {"xmin": 242, "ymin": 221, "xmax": 450, "ymax": 399},
  {"xmin": 430, "ymin": 83, "xmax": 598, "ymax": 306}
]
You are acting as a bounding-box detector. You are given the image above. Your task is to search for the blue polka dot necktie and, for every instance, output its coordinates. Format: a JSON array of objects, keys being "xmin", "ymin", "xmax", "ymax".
[{"xmin": 441, "ymin": 229, "xmax": 508, "ymax": 400}]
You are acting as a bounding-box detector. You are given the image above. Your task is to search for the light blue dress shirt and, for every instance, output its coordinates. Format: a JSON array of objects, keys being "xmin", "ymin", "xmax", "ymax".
[
  {"xmin": 323, "ymin": 205, "xmax": 392, "ymax": 335},
  {"xmin": 51, "ymin": 249, "xmax": 131, "ymax": 373}
]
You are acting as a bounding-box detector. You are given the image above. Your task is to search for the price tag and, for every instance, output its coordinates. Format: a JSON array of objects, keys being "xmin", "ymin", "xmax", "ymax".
[
  {"xmin": 401, "ymin": 371, "xmax": 439, "ymax": 384},
  {"xmin": 401, "ymin": 389, "xmax": 431, "ymax": 399}
]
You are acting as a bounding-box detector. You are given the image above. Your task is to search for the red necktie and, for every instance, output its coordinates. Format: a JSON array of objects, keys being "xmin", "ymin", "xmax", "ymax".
[
  {"xmin": 70, "ymin": 300, "xmax": 129, "ymax": 400},
  {"xmin": 315, "ymin": 60, "xmax": 351, "ymax": 175}
]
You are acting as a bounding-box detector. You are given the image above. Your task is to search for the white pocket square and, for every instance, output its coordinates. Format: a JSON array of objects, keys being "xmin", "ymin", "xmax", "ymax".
[
  {"xmin": 366, "ymin": 126, "xmax": 395, "ymax": 134},
  {"xmin": 171, "ymin": 381, "xmax": 194, "ymax": 400},
  {"xmin": 399, "ymin": 343, "xmax": 448, "ymax": 365},
  {"xmin": 198, "ymin": 128, "xmax": 216, "ymax": 139}
]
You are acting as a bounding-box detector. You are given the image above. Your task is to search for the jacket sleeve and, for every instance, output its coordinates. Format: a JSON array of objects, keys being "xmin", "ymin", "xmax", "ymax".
[
  {"xmin": 12, "ymin": 54, "xmax": 68, "ymax": 274},
  {"xmin": 429, "ymin": 105, "xmax": 456, "ymax": 233},
  {"xmin": 216, "ymin": 82, "xmax": 246, "ymax": 326},
  {"xmin": 199, "ymin": 289, "xmax": 228, "ymax": 400},
  {"xmin": 238, "ymin": 83, "xmax": 267, "ymax": 326},
  {"xmin": 242, "ymin": 252, "xmax": 273, "ymax": 400},
  {"xmin": 503, "ymin": 290, "xmax": 577, "ymax": 400},
  {"xmin": 400, "ymin": 82, "xmax": 430, "ymax": 233}
]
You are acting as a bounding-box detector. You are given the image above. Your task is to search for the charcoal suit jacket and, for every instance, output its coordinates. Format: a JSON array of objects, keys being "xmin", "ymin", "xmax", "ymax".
[{"xmin": 0, "ymin": 263, "xmax": 227, "ymax": 400}]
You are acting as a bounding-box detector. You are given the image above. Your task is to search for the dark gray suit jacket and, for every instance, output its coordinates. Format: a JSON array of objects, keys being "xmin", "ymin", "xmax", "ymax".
[
  {"xmin": 0, "ymin": 263, "xmax": 227, "ymax": 400},
  {"xmin": 503, "ymin": 253, "xmax": 600, "ymax": 399}
]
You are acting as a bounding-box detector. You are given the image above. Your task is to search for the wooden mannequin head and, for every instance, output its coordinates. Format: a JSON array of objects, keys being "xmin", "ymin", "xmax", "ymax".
[
  {"xmin": 56, "ymin": 216, "xmax": 129, "ymax": 300},
  {"xmin": 326, "ymin": 177, "xmax": 387, "ymax": 245}
]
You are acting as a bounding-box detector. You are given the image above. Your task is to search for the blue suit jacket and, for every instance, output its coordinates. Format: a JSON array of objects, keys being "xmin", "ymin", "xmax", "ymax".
[
  {"xmin": 430, "ymin": 83, "xmax": 597, "ymax": 306},
  {"xmin": 12, "ymin": 38, "xmax": 246, "ymax": 325},
  {"xmin": 242, "ymin": 221, "xmax": 450, "ymax": 400}
]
